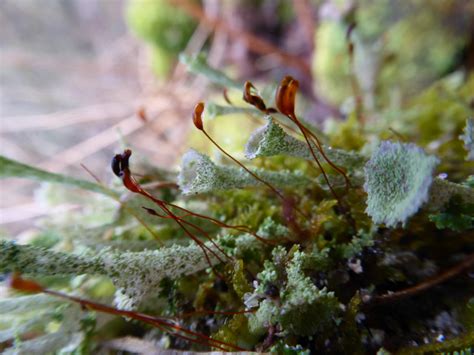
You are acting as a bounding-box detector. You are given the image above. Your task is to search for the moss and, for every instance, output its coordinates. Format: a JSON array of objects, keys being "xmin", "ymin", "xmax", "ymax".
[
  {"xmin": 126, "ymin": 0, "xmax": 196, "ymax": 53},
  {"xmin": 231, "ymin": 260, "xmax": 252, "ymax": 299},
  {"xmin": 429, "ymin": 195, "xmax": 474, "ymax": 232}
]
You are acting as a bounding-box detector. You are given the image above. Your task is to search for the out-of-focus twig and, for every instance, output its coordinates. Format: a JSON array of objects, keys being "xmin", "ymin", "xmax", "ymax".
[
  {"xmin": 169, "ymin": 0, "xmax": 311, "ymax": 76},
  {"xmin": 0, "ymin": 101, "xmax": 141, "ymax": 133},
  {"xmin": 292, "ymin": 0, "xmax": 316, "ymax": 56}
]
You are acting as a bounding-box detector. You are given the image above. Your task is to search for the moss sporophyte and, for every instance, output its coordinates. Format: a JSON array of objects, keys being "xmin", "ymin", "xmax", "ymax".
[{"xmin": 1, "ymin": 67, "xmax": 473, "ymax": 353}]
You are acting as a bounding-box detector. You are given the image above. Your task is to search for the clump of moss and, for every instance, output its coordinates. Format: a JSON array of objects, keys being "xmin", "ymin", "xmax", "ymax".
[{"xmin": 126, "ymin": 0, "xmax": 197, "ymax": 76}]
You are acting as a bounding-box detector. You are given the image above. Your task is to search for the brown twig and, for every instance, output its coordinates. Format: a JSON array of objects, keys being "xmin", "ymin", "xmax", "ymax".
[
  {"xmin": 365, "ymin": 253, "xmax": 474, "ymax": 307},
  {"xmin": 169, "ymin": 0, "xmax": 311, "ymax": 76},
  {"xmin": 346, "ymin": 23, "xmax": 365, "ymax": 124},
  {"xmin": 292, "ymin": 0, "xmax": 316, "ymax": 55}
]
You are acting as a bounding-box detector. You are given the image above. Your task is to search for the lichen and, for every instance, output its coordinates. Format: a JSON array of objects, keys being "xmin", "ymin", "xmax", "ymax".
[
  {"xmin": 245, "ymin": 117, "xmax": 364, "ymax": 170},
  {"xmin": 363, "ymin": 140, "xmax": 439, "ymax": 227},
  {"xmin": 0, "ymin": 240, "xmax": 224, "ymax": 309},
  {"xmin": 178, "ymin": 149, "xmax": 309, "ymax": 195},
  {"xmin": 247, "ymin": 247, "xmax": 340, "ymax": 337}
]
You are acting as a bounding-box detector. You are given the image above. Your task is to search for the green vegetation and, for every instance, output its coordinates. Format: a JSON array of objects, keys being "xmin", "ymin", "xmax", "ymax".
[{"xmin": 1, "ymin": 1, "xmax": 473, "ymax": 353}]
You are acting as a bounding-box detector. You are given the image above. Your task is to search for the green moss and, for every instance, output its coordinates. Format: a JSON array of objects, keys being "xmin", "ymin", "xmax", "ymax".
[
  {"xmin": 126, "ymin": 0, "xmax": 196, "ymax": 53},
  {"xmin": 429, "ymin": 195, "xmax": 474, "ymax": 232}
]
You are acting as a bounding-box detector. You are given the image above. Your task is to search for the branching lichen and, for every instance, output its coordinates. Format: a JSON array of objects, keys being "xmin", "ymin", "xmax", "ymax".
[
  {"xmin": 0, "ymin": 240, "xmax": 224, "ymax": 308},
  {"xmin": 247, "ymin": 247, "xmax": 340, "ymax": 337}
]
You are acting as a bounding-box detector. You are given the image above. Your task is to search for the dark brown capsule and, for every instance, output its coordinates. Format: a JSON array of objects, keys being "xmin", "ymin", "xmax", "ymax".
[
  {"xmin": 275, "ymin": 76, "xmax": 299, "ymax": 117},
  {"xmin": 193, "ymin": 102, "xmax": 205, "ymax": 131}
]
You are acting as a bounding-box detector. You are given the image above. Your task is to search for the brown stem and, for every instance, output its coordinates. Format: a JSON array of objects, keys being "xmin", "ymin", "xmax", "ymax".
[
  {"xmin": 121, "ymin": 169, "xmax": 229, "ymax": 276},
  {"xmin": 80, "ymin": 163, "xmax": 164, "ymax": 246},
  {"xmin": 10, "ymin": 277, "xmax": 242, "ymax": 351},
  {"xmin": 163, "ymin": 201, "xmax": 281, "ymax": 245},
  {"xmin": 346, "ymin": 23, "xmax": 365, "ymax": 125},
  {"xmin": 297, "ymin": 119, "xmax": 351, "ymax": 192},
  {"xmin": 143, "ymin": 206, "xmax": 233, "ymax": 263},
  {"xmin": 169, "ymin": 0, "xmax": 311, "ymax": 76},
  {"xmin": 202, "ymin": 129, "xmax": 310, "ymax": 221},
  {"xmin": 366, "ymin": 253, "xmax": 474, "ymax": 307},
  {"xmin": 291, "ymin": 116, "xmax": 341, "ymax": 202}
]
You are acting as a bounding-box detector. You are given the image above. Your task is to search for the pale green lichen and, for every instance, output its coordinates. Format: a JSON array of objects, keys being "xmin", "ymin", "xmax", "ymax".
[
  {"xmin": 100, "ymin": 243, "xmax": 224, "ymax": 309},
  {"xmin": 0, "ymin": 240, "xmax": 106, "ymax": 276},
  {"xmin": 459, "ymin": 118, "xmax": 474, "ymax": 161},
  {"xmin": 0, "ymin": 240, "xmax": 224, "ymax": 309},
  {"xmin": 364, "ymin": 141, "xmax": 439, "ymax": 227},
  {"xmin": 247, "ymin": 247, "xmax": 339, "ymax": 337},
  {"xmin": 279, "ymin": 250, "xmax": 339, "ymax": 336},
  {"xmin": 178, "ymin": 149, "xmax": 309, "ymax": 195},
  {"xmin": 245, "ymin": 118, "xmax": 364, "ymax": 169},
  {"xmin": 337, "ymin": 228, "xmax": 376, "ymax": 260}
]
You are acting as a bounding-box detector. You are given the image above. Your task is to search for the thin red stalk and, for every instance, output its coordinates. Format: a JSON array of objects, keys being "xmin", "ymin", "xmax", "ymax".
[
  {"xmin": 202, "ymin": 129, "xmax": 310, "ymax": 221},
  {"xmin": 141, "ymin": 198, "xmax": 228, "ymax": 264},
  {"xmin": 291, "ymin": 116, "xmax": 342, "ymax": 203},
  {"xmin": 44, "ymin": 290, "xmax": 241, "ymax": 351},
  {"xmin": 80, "ymin": 163, "xmax": 164, "ymax": 246},
  {"xmin": 125, "ymin": 177, "xmax": 221, "ymax": 261},
  {"xmin": 152, "ymin": 199, "xmax": 228, "ymax": 269},
  {"xmin": 294, "ymin": 118, "xmax": 351, "ymax": 193},
  {"xmin": 114, "ymin": 151, "xmax": 230, "ymax": 269},
  {"xmin": 143, "ymin": 209, "xmax": 194, "ymax": 219},
  {"xmin": 143, "ymin": 206, "xmax": 233, "ymax": 263},
  {"xmin": 204, "ymin": 130, "xmax": 285, "ymax": 199},
  {"xmin": 126, "ymin": 178, "xmax": 228, "ymax": 273},
  {"xmin": 163, "ymin": 201, "xmax": 280, "ymax": 245},
  {"xmin": 288, "ymin": 118, "xmax": 357, "ymax": 230},
  {"xmin": 8, "ymin": 274, "xmax": 243, "ymax": 351}
]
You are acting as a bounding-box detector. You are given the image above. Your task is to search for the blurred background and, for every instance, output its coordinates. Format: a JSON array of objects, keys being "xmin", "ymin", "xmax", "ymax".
[{"xmin": 1, "ymin": 0, "xmax": 473, "ymax": 234}]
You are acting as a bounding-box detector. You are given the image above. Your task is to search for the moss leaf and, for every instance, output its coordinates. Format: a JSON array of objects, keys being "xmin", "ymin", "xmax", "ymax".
[{"xmin": 0, "ymin": 155, "xmax": 117, "ymax": 197}]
